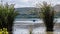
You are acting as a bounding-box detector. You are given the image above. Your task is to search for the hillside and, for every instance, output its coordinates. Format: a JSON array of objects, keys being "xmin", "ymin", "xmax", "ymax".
[
  {"xmin": 15, "ymin": 7, "xmax": 40, "ymax": 18},
  {"xmin": 15, "ymin": 7, "xmax": 60, "ymax": 18}
]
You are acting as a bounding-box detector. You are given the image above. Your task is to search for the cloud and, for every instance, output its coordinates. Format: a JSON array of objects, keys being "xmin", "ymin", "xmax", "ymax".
[
  {"xmin": 2, "ymin": 0, "xmax": 60, "ymax": 8},
  {"xmin": 20, "ymin": 0, "xmax": 29, "ymax": 2},
  {"xmin": 15, "ymin": 3, "xmax": 35, "ymax": 8},
  {"xmin": 14, "ymin": 4, "xmax": 32, "ymax": 8},
  {"xmin": 14, "ymin": 0, "xmax": 37, "ymax": 8}
]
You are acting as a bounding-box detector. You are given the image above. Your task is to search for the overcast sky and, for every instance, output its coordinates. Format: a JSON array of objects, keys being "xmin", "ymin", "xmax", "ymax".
[{"xmin": 1, "ymin": 0, "xmax": 60, "ymax": 8}]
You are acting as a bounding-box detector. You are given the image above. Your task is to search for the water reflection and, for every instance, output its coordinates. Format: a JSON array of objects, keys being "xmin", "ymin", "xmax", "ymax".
[
  {"xmin": 13, "ymin": 18, "xmax": 60, "ymax": 34},
  {"xmin": 13, "ymin": 27, "xmax": 60, "ymax": 34}
]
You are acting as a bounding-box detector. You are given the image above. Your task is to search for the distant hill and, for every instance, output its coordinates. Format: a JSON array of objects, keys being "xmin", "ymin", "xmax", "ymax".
[
  {"xmin": 15, "ymin": 7, "xmax": 40, "ymax": 18},
  {"xmin": 54, "ymin": 4, "xmax": 60, "ymax": 18},
  {"xmin": 15, "ymin": 7, "xmax": 60, "ymax": 18},
  {"xmin": 15, "ymin": 7, "xmax": 39, "ymax": 14},
  {"xmin": 54, "ymin": 4, "xmax": 60, "ymax": 12}
]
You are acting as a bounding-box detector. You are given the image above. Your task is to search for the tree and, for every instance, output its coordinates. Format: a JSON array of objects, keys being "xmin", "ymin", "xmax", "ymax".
[
  {"xmin": 39, "ymin": 1, "xmax": 55, "ymax": 32},
  {"xmin": 31, "ymin": 1, "xmax": 55, "ymax": 32},
  {"xmin": 0, "ymin": 3, "xmax": 18, "ymax": 34},
  {"xmin": 4, "ymin": 3, "xmax": 18, "ymax": 34}
]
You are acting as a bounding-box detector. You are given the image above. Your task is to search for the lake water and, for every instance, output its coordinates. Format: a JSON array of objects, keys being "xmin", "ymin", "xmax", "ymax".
[{"xmin": 13, "ymin": 18, "xmax": 60, "ymax": 34}]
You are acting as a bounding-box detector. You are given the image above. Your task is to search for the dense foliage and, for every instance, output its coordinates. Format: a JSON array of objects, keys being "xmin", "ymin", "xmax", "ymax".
[
  {"xmin": 40, "ymin": 2, "xmax": 55, "ymax": 32},
  {"xmin": 0, "ymin": 3, "xmax": 18, "ymax": 34}
]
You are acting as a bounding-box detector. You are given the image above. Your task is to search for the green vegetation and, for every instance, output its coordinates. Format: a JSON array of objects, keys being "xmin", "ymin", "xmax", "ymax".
[
  {"xmin": 0, "ymin": 28, "xmax": 8, "ymax": 34},
  {"xmin": 31, "ymin": 1, "xmax": 55, "ymax": 32},
  {"xmin": 40, "ymin": 2, "xmax": 55, "ymax": 32},
  {"xmin": 0, "ymin": 3, "xmax": 18, "ymax": 34}
]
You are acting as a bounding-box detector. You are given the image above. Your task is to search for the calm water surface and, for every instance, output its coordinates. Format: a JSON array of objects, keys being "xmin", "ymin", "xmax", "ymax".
[{"xmin": 13, "ymin": 18, "xmax": 60, "ymax": 34}]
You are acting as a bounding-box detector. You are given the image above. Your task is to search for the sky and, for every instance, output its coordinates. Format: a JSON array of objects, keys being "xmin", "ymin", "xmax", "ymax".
[{"xmin": 1, "ymin": 0, "xmax": 60, "ymax": 8}]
